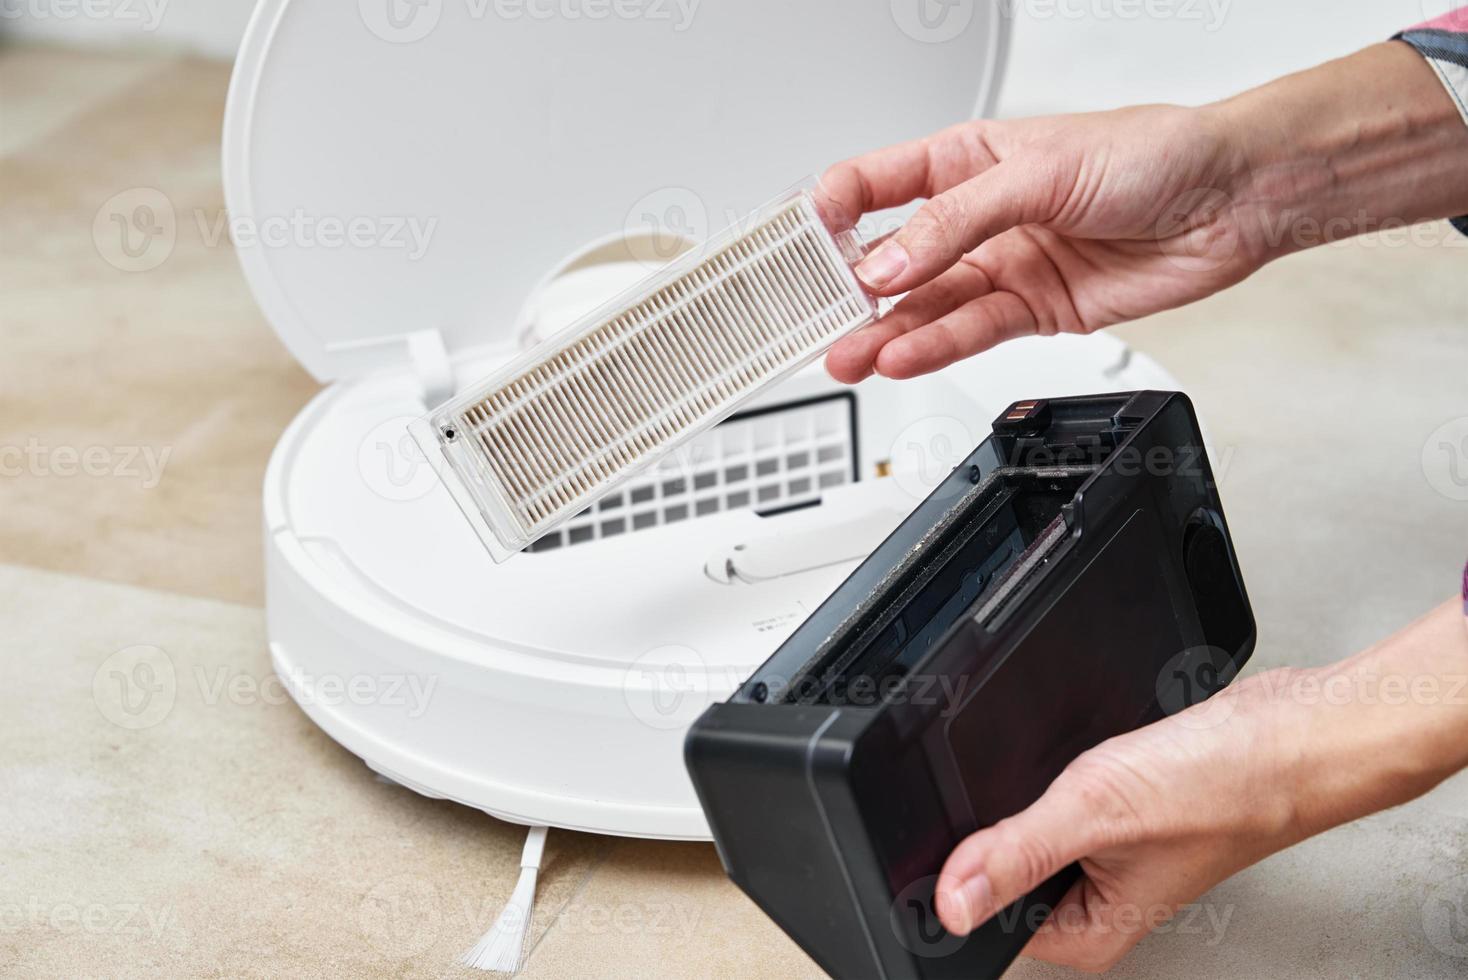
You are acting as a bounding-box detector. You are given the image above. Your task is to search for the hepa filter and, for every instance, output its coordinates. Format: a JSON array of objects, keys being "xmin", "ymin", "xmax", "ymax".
[{"xmin": 413, "ymin": 187, "xmax": 878, "ymax": 561}]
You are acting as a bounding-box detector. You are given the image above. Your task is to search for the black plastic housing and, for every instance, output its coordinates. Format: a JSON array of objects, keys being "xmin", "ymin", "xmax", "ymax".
[{"xmin": 685, "ymin": 391, "xmax": 1255, "ymax": 980}]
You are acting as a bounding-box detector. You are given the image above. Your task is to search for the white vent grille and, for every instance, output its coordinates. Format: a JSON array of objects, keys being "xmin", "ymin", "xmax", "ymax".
[
  {"xmin": 528, "ymin": 395, "xmax": 855, "ymax": 552},
  {"xmin": 419, "ymin": 189, "xmax": 877, "ymax": 560}
]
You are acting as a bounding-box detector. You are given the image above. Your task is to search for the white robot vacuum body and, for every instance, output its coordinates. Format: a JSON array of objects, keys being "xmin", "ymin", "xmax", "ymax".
[{"xmin": 228, "ymin": 0, "xmax": 1183, "ymax": 838}]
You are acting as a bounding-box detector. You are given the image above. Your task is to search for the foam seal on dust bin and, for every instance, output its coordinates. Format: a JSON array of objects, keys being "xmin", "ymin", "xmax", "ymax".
[{"xmin": 412, "ymin": 184, "xmax": 880, "ymax": 561}]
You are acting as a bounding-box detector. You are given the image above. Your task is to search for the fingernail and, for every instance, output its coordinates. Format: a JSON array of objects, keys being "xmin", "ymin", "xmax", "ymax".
[
  {"xmin": 855, "ymin": 240, "xmax": 909, "ymax": 289},
  {"xmin": 935, "ymin": 882, "xmax": 972, "ymax": 934},
  {"xmin": 936, "ymin": 874, "xmax": 993, "ymax": 935}
]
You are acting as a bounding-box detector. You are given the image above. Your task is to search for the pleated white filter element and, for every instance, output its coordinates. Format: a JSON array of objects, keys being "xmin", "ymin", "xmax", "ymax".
[{"xmin": 415, "ymin": 187, "xmax": 879, "ymax": 561}]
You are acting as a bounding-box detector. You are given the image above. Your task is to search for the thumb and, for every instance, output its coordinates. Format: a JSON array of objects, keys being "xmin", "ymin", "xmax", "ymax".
[
  {"xmin": 852, "ymin": 157, "xmax": 1060, "ymax": 296},
  {"xmin": 934, "ymin": 777, "xmax": 1109, "ymax": 936}
]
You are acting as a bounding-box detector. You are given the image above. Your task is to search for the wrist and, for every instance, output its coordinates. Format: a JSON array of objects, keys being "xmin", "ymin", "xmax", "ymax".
[
  {"xmin": 1202, "ymin": 42, "xmax": 1468, "ymax": 262},
  {"xmin": 1219, "ymin": 668, "xmax": 1318, "ymax": 843},
  {"xmin": 1268, "ymin": 602, "xmax": 1468, "ymax": 840}
]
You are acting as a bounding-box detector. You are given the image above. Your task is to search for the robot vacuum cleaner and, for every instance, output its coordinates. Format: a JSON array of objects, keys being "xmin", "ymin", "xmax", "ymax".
[{"xmin": 225, "ymin": 0, "xmax": 1182, "ymax": 840}]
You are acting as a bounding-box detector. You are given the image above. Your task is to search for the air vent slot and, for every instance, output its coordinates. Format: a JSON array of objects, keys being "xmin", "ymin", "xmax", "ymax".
[{"xmin": 527, "ymin": 394, "xmax": 857, "ymax": 552}]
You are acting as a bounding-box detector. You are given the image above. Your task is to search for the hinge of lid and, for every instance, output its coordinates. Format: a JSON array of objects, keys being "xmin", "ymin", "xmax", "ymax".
[{"xmin": 406, "ymin": 329, "xmax": 454, "ymax": 408}]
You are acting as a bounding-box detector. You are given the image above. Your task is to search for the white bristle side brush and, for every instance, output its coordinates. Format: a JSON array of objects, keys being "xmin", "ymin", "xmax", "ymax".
[{"xmin": 462, "ymin": 825, "xmax": 549, "ymax": 974}]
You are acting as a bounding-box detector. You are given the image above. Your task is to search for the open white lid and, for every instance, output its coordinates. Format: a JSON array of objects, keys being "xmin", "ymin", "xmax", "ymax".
[{"xmin": 222, "ymin": 0, "xmax": 1010, "ymax": 382}]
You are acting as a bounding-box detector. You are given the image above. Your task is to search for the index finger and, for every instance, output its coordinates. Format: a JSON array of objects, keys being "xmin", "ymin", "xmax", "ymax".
[{"xmin": 813, "ymin": 121, "xmax": 999, "ymax": 232}]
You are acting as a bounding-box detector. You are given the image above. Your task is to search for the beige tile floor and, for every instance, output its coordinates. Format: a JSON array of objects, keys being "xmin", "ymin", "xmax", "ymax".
[{"xmin": 2, "ymin": 42, "xmax": 1466, "ymax": 979}]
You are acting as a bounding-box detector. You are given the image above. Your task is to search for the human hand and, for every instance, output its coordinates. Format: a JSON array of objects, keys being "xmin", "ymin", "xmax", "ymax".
[
  {"xmin": 818, "ymin": 42, "xmax": 1468, "ymax": 383},
  {"xmin": 932, "ymin": 600, "xmax": 1468, "ymax": 972},
  {"xmin": 816, "ymin": 103, "xmax": 1260, "ymax": 383},
  {"xmin": 929, "ymin": 667, "xmax": 1308, "ymax": 972}
]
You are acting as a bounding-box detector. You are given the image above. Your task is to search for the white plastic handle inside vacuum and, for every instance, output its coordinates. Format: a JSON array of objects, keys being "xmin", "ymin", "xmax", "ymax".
[{"xmin": 704, "ymin": 508, "xmax": 906, "ymax": 585}]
